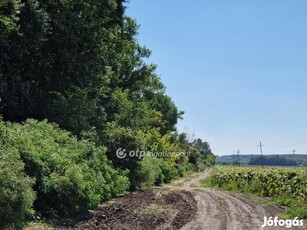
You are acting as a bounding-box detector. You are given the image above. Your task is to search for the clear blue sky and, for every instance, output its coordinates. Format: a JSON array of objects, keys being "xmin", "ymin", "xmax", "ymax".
[{"xmin": 126, "ymin": 0, "xmax": 307, "ymax": 155}]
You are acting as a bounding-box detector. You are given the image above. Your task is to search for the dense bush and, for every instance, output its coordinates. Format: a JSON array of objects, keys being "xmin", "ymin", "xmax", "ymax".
[
  {"xmin": 0, "ymin": 146, "xmax": 35, "ymax": 229},
  {"xmin": 0, "ymin": 118, "xmax": 129, "ymax": 218},
  {"xmin": 0, "ymin": 116, "xmax": 214, "ymax": 227},
  {"xmin": 135, "ymin": 129, "xmax": 215, "ymax": 187},
  {"xmin": 138, "ymin": 156, "xmax": 165, "ymax": 187},
  {"xmin": 135, "ymin": 129, "xmax": 177, "ymax": 186}
]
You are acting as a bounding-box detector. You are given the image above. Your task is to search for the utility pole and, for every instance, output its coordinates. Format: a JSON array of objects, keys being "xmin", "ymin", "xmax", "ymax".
[
  {"xmin": 258, "ymin": 142, "xmax": 263, "ymax": 168},
  {"xmin": 237, "ymin": 149, "xmax": 240, "ymax": 167},
  {"xmin": 292, "ymin": 149, "xmax": 296, "ymax": 166},
  {"xmin": 231, "ymin": 150, "xmax": 236, "ymax": 165}
]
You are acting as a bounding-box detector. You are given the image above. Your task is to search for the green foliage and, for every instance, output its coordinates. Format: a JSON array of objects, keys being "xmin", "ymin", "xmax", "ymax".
[
  {"xmin": 209, "ymin": 166, "xmax": 307, "ymax": 218},
  {"xmin": 104, "ymin": 121, "xmax": 143, "ymax": 190},
  {"xmin": 266, "ymin": 197, "xmax": 307, "ymax": 219},
  {"xmin": 285, "ymin": 202, "xmax": 307, "ymax": 218},
  {"xmin": 138, "ymin": 155, "xmax": 165, "ymax": 187},
  {"xmin": 0, "ymin": 0, "xmax": 215, "ymax": 226},
  {"xmin": 200, "ymin": 177, "xmax": 212, "ymax": 187},
  {"xmin": 0, "ymin": 0, "xmax": 182, "ymax": 144},
  {"xmin": 266, "ymin": 197, "xmax": 294, "ymax": 206},
  {"xmin": 0, "ymin": 0, "xmax": 23, "ymax": 36},
  {"xmin": 210, "ymin": 166, "xmax": 307, "ymax": 201},
  {"xmin": 0, "ymin": 145, "xmax": 35, "ymax": 229},
  {"xmin": 0, "ymin": 118, "xmax": 129, "ymax": 218},
  {"xmin": 196, "ymin": 160, "xmax": 207, "ymax": 172},
  {"xmin": 192, "ymin": 138, "xmax": 212, "ymax": 157},
  {"xmin": 206, "ymin": 154, "xmax": 216, "ymax": 166}
]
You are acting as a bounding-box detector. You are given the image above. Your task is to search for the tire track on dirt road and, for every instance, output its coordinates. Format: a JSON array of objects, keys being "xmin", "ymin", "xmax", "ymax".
[
  {"xmin": 163, "ymin": 169, "xmax": 288, "ymax": 230},
  {"xmin": 54, "ymin": 169, "xmax": 301, "ymax": 230}
]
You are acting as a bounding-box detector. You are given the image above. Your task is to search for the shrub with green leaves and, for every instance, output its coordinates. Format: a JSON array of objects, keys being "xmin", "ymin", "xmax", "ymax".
[
  {"xmin": 0, "ymin": 146, "xmax": 35, "ymax": 228},
  {"xmin": 0, "ymin": 118, "xmax": 129, "ymax": 218},
  {"xmin": 138, "ymin": 155, "xmax": 165, "ymax": 187}
]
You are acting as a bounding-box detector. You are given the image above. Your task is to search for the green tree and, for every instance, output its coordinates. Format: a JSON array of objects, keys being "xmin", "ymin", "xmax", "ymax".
[
  {"xmin": 192, "ymin": 138, "xmax": 213, "ymax": 157},
  {"xmin": 0, "ymin": 0, "xmax": 183, "ymax": 145}
]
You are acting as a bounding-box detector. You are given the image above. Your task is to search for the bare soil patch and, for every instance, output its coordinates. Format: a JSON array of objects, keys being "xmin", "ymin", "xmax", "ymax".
[
  {"xmin": 36, "ymin": 168, "xmax": 302, "ymax": 230},
  {"xmin": 59, "ymin": 189, "xmax": 197, "ymax": 230}
]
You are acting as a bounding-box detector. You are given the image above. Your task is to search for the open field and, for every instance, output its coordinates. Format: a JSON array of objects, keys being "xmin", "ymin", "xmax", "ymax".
[{"xmin": 210, "ymin": 166, "xmax": 307, "ymax": 202}]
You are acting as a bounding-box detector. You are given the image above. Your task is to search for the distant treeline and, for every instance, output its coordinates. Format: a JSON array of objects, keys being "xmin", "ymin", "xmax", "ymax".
[
  {"xmin": 216, "ymin": 154, "xmax": 307, "ymax": 166},
  {"xmin": 249, "ymin": 155, "xmax": 298, "ymax": 166}
]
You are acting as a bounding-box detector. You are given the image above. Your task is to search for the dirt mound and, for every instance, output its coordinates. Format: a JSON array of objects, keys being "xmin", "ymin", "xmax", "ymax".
[{"xmin": 61, "ymin": 189, "xmax": 197, "ymax": 230}]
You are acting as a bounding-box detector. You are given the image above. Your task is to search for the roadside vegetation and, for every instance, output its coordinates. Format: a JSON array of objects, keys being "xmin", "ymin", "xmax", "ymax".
[
  {"xmin": 202, "ymin": 166, "xmax": 307, "ymax": 219},
  {"xmin": 0, "ymin": 0, "xmax": 215, "ymax": 228}
]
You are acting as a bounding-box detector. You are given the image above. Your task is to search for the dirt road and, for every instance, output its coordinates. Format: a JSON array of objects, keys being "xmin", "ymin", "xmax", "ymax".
[
  {"xmin": 60, "ymin": 169, "xmax": 301, "ymax": 230},
  {"xmin": 164, "ymin": 168, "xmax": 288, "ymax": 230}
]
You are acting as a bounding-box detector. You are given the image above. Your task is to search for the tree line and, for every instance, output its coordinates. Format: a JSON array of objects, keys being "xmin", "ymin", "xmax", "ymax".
[
  {"xmin": 249, "ymin": 155, "xmax": 298, "ymax": 166},
  {"xmin": 0, "ymin": 0, "xmax": 215, "ymax": 228}
]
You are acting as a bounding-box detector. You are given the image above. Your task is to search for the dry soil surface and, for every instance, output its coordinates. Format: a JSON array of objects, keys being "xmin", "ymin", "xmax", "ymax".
[
  {"xmin": 59, "ymin": 189, "xmax": 197, "ymax": 230},
  {"xmin": 164, "ymin": 168, "xmax": 289, "ymax": 230},
  {"xmin": 54, "ymin": 169, "xmax": 301, "ymax": 230}
]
